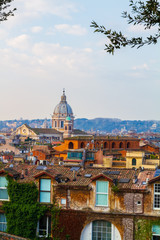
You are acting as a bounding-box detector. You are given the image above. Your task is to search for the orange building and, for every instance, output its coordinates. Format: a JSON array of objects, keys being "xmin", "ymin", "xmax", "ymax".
[{"xmin": 54, "ymin": 136, "xmax": 140, "ymax": 152}]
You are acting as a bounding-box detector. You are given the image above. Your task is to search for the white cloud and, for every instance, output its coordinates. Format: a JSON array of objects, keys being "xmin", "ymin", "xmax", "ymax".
[
  {"xmin": 132, "ymin": 63, "xmax": 149, "ymax": 70},
  {"xmin": 0, "ymin": 29, "xmax": 9, "ymax": 39},
  {"xmin": 31, "ymin": 42, "xmax": 92, "ymax": 71},
  {"xmin": 7, "ymin": 34, "xmax": 30, "ymax": 50},
  {"xmin": 31, "ymin": 26, "xmax": 43, "ymax": 33},
  {"xmin": 2, "ymin": 0, "xmax": 78, "ymax": 28},
  {"xmin": 24, "ymin": 0, "xmax": 77, "ymax": 18},
  {"xmin": 83, "ymin": 48, "xmax": 92, "ymax": 53},
  {"xmin": 54, "ymin": 24, "xmax": 87, "ymax": 36}
]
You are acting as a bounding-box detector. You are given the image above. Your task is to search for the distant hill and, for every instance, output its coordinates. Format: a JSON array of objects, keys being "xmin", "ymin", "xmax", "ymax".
[
  {"xmin": 0, "ymin": 118, "xmax": 160, "ymax": 133},
  {"xmin": 74, "ymin": 118, "xmax": 160, "ymax": 133}
]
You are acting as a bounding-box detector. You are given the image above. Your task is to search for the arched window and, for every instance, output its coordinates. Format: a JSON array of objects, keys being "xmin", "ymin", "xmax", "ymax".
[
  {"xmin": 80, "ymin": 142, "xmax": 85, "ymax": 148},
  {"xmin": 92, "ymin": 221, "xmax": 111, "ymax": 239},
  {"xmin": 69, "ymin": 126, "xmax": 72, "ymax": 131},
  {"xmin": 104, "ymin": 142, "xmax": 107, "ymax": 148},
  {"xmin": 119, "ymin": 142, "xmax": 123, "ymax": 148},
  {"xmin": 80, "ymin": 220, "xmax": 121, "ymax": 240},
  {"xmin": 132, "ymin": 158, "xmax": 136, "ymax": 166},
  {"xmin": 68, "ymin": 142, "xmax": 74, "ymax": 149},
  {"xmin": 127, "ymin": 142, "xmax": 130, "ymax": 149},
  {"xmin": 55, "ymin": 121, "xmax": 57, "ymax": 128},
  {"xmin": 61, "ymin": 121, "xmax": 64, "ymax": 128},
  {"xmin": 112, "ymin": 142, "xmax": 115, "ymax": 149}
]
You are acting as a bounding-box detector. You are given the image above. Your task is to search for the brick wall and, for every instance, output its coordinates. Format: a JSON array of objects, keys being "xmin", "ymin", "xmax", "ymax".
[
  {"xmin": 0, "ymin": 232, "xmax": 28, "ymax": 240},
  {"xmin": 58, "ymin": 210, "xmax": 125, "ymax": 240}
]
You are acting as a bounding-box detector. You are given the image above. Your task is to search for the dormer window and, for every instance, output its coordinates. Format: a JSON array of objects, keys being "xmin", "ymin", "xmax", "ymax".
[
  {"xmin": 96, "ymin": 181, "xmax": 108, "ymax": 207},
  {"xmin": 154, "ymin": 184, "xmax": 160, "ymax": 209},
  {"xmin": 0, "ymin": 177, "xmax": 8, "ymax": 201},
  {"xmin": 40, "ymin": 179, "xmax": 51, "ymax": 203}
]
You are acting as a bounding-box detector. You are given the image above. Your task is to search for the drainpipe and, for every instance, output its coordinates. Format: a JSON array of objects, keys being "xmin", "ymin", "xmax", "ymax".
[{"xmin": 66, "ymin": 189, "xmax": 70, "ymax": 209}]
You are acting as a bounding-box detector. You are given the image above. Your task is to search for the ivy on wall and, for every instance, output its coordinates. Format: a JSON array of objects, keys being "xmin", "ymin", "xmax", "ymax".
[
  {"xmin": 3, "ymin": 176, "xmax": 47, "ymax": 239},
  {"xmin": 135, "ymin": 219, "xmax": 160, "ymax": 240}
]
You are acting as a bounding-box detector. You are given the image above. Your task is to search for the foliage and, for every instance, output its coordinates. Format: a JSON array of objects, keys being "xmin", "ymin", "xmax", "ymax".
[
  {"xmin": 135, "ymin": 219, "xmax": 160, "ymax": 240},
  {"xmin": 111, "ymin": 184, "xmax": 119, "ymax": 193},
  {"xmin": 0, "ymin": 0, "xmax": 16, "ymax": 22},
  {"xmin": 150, "ymin": 154, "xmax": 158, "ymax": 159},
  {"xmin": 3, "ymin": 176, "xmax": 47, "ymax": 239},
  {"xmin": 91, "ymin": 0, "xmax": 160, "ymax": 54},
  {"xmin": 135, "ymin": 219, "xmax": 152, "ymax": 240}
]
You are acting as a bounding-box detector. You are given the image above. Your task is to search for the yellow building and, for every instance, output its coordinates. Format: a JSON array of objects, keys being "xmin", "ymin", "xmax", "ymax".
[
  {"xmin": 12, "ymin": 124, "xmax": 63, "ymax": 141},
  {"xmin": 126, "ymin": 150, "xmax": 159, "ymax": 169}
]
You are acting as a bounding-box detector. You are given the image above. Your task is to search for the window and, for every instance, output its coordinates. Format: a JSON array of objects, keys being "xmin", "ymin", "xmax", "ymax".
[
  {"xmin": 132, "ymin": 158, "xmax": 136, "ymax": 166},
  {"xmin": 55, "ymin": 121, "xmax": 57, "ymax": 128},
  {"xmin": 111, "ymin": 142, "xmax": 115, "ymax": 149},
  {"xmin": 0, "ymin": 177, "xmax": 8, "ymax": 200},
  {"xmin": 37, "ymin": 215, "xmax": 51, "ymax": 237},
  {"xmin": 80, "ymin": 220, "xmax": 121, "ymax": 240},
  {"xmin": 61, "ymin": 198, "xmax": 66, "ymax": 205},
  {"xmin": 80, "ymin": 142, "xmax": 85, "ymax": 148},
  {"xmin": 92, "ymin": 220, "xmax": 111, "ymax": 240},
  {"xmin": 104, "ymin": 142, "xmax": 108, "ymax": 148},
  {"xmin": 152, "ymin": 225, "xmax": 160, "ymax": 240},
  {"xmin": 96, "ymin": 181, "xmax": 108, "ymax": 207},
  {"xmin": 61, "ymin": 121, "xmax": 64, "ymax": 128},
  {"xmin": 86, "ymin": 152, "xmax": 94, "ymax": 160},
  {"xmin": 68, "ymin": 142, "xmax": 74, "ymax": 149},
  {"xmin": 68, "ymin": 152, "xmax": 82, "ymax": 159},
  {"xmin": 127, "ymin": 142, "xmax": 130, "ymax": 148},
  {"xmin": 40, "ymin": 179, "xmax": 51, "ymax": 203},
  {"xmin": 154, "ymin": 184, "xmax": 160, "ymax": 209},
  {"xmin": 0, "ymin": 214, "xmax": 7, "ymax": 232},
  {"xmin": 119, "ymin": 142, "xmax": 123, "ymax": 148}
]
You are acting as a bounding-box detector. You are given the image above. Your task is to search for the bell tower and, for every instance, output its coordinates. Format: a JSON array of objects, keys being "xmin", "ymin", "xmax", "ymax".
[{"xmin": 63, "ymin": 116, "xmax": 73, "ymax": 138}]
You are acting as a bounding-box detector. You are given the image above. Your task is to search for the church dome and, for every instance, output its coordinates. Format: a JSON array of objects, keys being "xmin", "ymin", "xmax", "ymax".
[{"xmin": 53, "ymin": 90, "xmax": 73, "ymax": 115}]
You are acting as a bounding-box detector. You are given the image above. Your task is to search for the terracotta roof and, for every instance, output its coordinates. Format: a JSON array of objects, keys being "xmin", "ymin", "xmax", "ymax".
[
  {"xmin": 31, "ymin": 128, "xmax": 62, "ymax": 135},
  {"xmin": 0, "ymin": 164, "xmax": 156, "ymax": 191}
]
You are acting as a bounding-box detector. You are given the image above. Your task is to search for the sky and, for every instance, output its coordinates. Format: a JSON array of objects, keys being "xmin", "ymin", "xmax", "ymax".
[{"xmin": 0, "ymin": 0, "xmax": 160, "ymax": 121}]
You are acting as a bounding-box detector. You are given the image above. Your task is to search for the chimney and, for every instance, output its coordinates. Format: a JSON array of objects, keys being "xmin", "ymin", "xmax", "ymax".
[
  {"xmin": 21, "ymin": 170, "xmax": 24, "ymax": 179},
  {"xmin": 25, "ymin": 169, "xmax": 28, "ymax": 176},
  {"xmin": 81, "ymin": 149, "xmax": 86, "ymax": 169},
  {"xmin": 133, "ymin": 174, "xmax": 138, "ymax": 184},
  {"xmin": 73, "ymin": 169, "xmax": 76, "ymax": 181}
]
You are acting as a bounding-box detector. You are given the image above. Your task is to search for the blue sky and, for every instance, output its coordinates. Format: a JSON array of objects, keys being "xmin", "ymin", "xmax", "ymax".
[{"xmin": 1, "ymin": 0, "xmax": 160, "ymax": 121}]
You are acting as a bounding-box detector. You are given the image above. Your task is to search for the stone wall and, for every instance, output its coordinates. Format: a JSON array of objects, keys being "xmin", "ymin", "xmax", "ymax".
[{"xmin": 124, "ymin": 193, "xmax": 143, "ymax": 213}]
